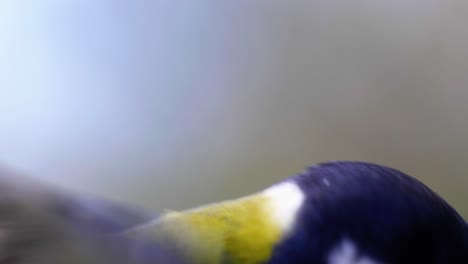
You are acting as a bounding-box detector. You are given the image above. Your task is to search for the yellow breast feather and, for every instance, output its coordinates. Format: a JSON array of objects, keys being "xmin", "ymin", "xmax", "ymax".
[{"xmin": 155, "ymin": 193, "xmax": 285, "ymax": 264}]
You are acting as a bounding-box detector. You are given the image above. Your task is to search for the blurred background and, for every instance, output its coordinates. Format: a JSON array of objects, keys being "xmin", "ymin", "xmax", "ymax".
[{"xmin": 1, "ymin": 1, "xmax": 468, "ymax": 216}]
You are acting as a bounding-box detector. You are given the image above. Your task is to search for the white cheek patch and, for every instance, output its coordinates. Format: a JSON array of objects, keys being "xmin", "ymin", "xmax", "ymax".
[
  {"xmin": 262, "ymin": 181, "xmax": 305, "ymax": 232},
  {"xmin": 328, "ymin": 239, "xmax": 382, "ymax": 264}
]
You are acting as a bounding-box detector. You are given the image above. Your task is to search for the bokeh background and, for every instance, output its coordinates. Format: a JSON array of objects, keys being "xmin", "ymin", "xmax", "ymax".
[{"xmin": 1, "ymin": 1, "xmax": 468, "ymax": 217}]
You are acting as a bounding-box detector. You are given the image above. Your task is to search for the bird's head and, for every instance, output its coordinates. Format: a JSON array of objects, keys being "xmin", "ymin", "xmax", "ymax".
[{"xmin": 268, "ymin": 161, "xmax": 468, "ymax": 264}]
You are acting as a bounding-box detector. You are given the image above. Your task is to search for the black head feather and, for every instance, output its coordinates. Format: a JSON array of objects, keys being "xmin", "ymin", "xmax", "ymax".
[{"xmin": 268, "ymin": 161, "xmax": 468, "ymax": 264}]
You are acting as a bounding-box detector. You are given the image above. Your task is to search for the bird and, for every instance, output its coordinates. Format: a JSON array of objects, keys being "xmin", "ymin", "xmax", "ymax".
[{"xmin": 0, "ymin": 161, "xmax": 465, "ymax": 264}]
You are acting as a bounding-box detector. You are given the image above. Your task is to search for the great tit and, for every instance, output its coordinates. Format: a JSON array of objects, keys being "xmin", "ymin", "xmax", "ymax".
[{"xmin": 0, "ymin": 161, "xmax": 465, "ymax": 264}]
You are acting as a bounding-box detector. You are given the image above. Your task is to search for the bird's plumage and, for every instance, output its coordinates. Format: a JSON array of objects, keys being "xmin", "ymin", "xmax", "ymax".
[
  {"xmin": 269, "ymin": 161, "xmax": 468, "ymax": 263},
  {"xmin": 0, "ymin": 161, "xmax": 466, "ymax": 264}
]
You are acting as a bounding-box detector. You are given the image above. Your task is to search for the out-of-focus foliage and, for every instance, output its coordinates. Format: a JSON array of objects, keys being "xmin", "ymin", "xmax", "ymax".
[{"xmin": 1, "ymin": 1, "xmax": 468, "ymax": 216}]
